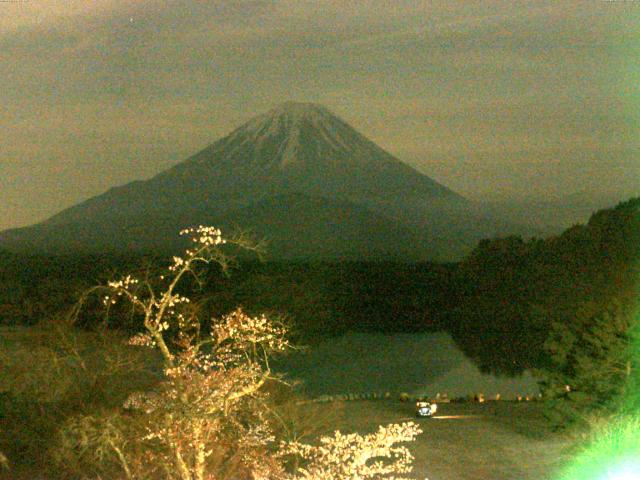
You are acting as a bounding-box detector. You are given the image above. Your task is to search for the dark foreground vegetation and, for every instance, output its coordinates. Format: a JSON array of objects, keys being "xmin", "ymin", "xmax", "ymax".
[{"xmin": 0, "ymin": 197, "xmax": 638, "ymax": 478}]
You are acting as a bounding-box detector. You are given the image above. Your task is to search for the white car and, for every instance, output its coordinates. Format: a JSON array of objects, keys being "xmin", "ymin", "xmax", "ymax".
[{"xmin": 415, "ymin": 401, "xmax": 437, "ymax": 417}]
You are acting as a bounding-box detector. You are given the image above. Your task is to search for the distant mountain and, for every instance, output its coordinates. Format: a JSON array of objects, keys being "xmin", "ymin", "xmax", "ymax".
[
  {"xmin": 478, "ymin": 190, "xmax": 637, "ymax": 236},
  {"xmin": 1, "ymin": 102, "xmax": 508, "ymax": 260}
]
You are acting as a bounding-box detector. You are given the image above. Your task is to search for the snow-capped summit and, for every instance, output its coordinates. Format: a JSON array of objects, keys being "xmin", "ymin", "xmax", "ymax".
[
  {"xmin": 236, "ymin": 102, "xmax": 355, "ymax": 166},
  {"xmin": 166, "ymin": 101, "xmax": 459, "ymax": 203}
]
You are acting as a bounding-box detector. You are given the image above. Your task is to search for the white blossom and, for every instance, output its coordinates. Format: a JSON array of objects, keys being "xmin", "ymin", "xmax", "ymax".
[
  {"xmin": 97, "ymin": 226, "xmax": 423, "ymax": 479},
  {"xmin": 281, "ymin": 422, "xmax": 423, "ymax": 479}
]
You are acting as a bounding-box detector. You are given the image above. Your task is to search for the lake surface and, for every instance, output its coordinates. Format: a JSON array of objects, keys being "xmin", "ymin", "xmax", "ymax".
[{"xmin": 273, "ymin": 331, "xmax": 539, "ymax": 399}]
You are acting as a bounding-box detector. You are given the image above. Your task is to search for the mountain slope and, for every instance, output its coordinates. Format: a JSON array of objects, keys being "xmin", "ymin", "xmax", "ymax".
[
  {"xmin": 219, "ymin": 193, "xmax": 431, "ymax": 261},
  {"xmin": 0, "ymin": 194, "xmax": 431, "ymax": 259},
  {"xmin": 41, "ymin": 102, "xmax": 462, "ymax": 227},
  {"xmin": 1, "ymin": 102, "xmax": 498, "ymax": 259}
]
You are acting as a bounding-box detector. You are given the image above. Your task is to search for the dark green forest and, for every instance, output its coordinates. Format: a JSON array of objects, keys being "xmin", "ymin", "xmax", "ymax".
[
  {"xmin": 448, "ymin": 197, "xmax": 639, "ymax": 374},
  {"xmin": 1, "ymin": 197, "xmax": 638, "ymax": 391}
]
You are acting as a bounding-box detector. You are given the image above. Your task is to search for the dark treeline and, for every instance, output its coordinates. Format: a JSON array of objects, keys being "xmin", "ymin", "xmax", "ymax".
[
  {"xmin": 0, "ymin": 252, "xmax": 457, "ymax": 341},
  {"xmin": 0, "ymin": 252, "xmax": 154, "ymax": 327},
  {"xmin": 1, "ymin": 197, "xmax": 638, "ymax": 380},
  {"xmin": 447, "ymin": 197, "xmax": 639, "ymax": 376},
  {"xmin": 200, "ymin": 261, "xmax": 458, "ymax": 341}
]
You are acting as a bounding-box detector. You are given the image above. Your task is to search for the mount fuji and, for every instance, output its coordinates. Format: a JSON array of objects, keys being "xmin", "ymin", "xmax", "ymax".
[{"xmin": 1, "ymin": 102, "xmax": 507, "ymax": 260}]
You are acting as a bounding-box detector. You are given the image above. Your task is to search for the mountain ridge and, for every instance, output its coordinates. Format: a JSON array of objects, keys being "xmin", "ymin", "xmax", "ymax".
[{"xmin": 1, "ymin": 102, "xmax": 503, "ymax": 260}]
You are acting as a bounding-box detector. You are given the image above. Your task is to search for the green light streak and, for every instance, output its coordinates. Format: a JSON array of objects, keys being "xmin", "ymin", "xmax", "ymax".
[
  {"xmin": 557, "ymin": 267, "xmax": 640, "ymax": 479},
  {"xmin": 605, "ymin": 460, "xmax": 640, "ymax": 480},
  {"xmin": 558, "ymin": 294, "xmax": 640, "ymax": 479},
  {"xmin": 557, "ymin": 7, "xmax": 640, "ymax": 476},
  {"xmin": 557, "ymin": 416, "xmax": 640, "ymax": 480}
]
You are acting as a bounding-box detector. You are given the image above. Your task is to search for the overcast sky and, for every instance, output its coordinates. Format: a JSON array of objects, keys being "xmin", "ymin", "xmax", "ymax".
[{"xmin": 2, "ymin": 0, "xmax": 639, "ymax": 230}]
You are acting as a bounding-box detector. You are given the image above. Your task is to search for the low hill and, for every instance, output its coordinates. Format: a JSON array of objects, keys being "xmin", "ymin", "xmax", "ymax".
[{"xmin": 447, "ymin": 196, "xmax": 640, "ymax": 375}]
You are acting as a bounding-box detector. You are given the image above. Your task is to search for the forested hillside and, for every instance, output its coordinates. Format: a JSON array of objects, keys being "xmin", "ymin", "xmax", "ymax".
[
  {"xmin": 0, "ymin": 255, "xmax": 456, "ymax": 341},
  {"xmin": 447, "ymin": 197, "xmax": 639, "ymax": 376}
]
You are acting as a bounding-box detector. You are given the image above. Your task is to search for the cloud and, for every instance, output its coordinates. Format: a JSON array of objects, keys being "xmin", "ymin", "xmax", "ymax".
[{"xmin": 0, "ymin": 0, "xmax": 135, "ymax": 35}]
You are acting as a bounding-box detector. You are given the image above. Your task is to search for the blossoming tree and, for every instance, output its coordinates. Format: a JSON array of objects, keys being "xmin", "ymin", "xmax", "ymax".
[
  {"xmin": 59, "ymin": 226, "xmax": 423, "ymax": 480},
  {"xmin": 280, "ymin": 422, "xmax": 422, "ymax": 480}
]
